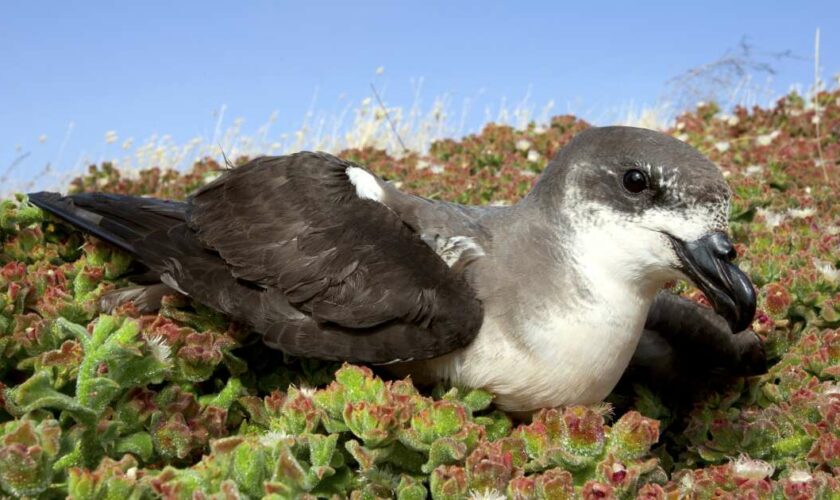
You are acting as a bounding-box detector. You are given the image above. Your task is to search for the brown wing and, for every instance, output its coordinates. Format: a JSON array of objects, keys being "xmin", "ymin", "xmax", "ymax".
[{"xmin": 186, "ymin": 152, "xmax": 483, "ymax": 359}]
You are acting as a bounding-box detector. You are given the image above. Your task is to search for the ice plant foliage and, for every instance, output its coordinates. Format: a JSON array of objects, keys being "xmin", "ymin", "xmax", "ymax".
[{"xmin": 1, "ymin": 87, "xmax": 839, "ymax": 498}]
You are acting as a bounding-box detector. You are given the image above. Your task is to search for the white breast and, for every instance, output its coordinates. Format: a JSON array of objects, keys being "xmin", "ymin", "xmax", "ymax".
[{"xmin": 427, "ymin": 281, "xmax": 653, "ymax": 411}]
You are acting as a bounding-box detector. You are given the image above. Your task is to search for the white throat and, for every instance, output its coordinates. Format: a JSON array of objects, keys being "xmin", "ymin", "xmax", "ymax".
[{"xmin": 508, "ymin": 223, "xmax": 662, "ymax": 408}]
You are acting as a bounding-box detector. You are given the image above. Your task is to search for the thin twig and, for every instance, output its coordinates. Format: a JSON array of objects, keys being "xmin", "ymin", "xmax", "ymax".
[
  {"xmin": 813, "ymin": 28, "xmax": 829, "ymax": 182},
  {"xmin": 665, "ymin": 36, "xmax": 800, "ymax": 112},
  {"xmin": 1, "ymin": 151, "xmax": 31, "ymax": 183},
  {"xmin": 218, "ymin": 144, "xmax": 235, "ymax": 170},
  {"xmin": 370, "ymin": 83, "xmax": 408, "ymax": 153}
]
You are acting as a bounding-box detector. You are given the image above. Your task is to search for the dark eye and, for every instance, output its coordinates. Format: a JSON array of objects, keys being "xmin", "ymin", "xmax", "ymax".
[{"xmin": 622, "ymin": 169, "xmax": 648, "ymax": 193}]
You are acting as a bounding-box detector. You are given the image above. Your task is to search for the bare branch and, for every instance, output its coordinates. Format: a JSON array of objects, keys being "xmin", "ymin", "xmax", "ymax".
[
  {"xmin": 370, "ymin": 83, "xmax": 408, "ymax": 154},
  {"xmin": 665, "ymin": 36, "xmax": 801, "ymax": 111}
]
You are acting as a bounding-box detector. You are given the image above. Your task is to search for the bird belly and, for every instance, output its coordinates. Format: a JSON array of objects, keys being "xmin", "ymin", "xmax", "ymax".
[{"xmin": 398, "ymin": 295, "xmax": 650, "ymax": 412}]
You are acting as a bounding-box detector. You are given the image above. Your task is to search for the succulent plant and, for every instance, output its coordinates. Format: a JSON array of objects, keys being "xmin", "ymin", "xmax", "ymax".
[{"xmin": 1, "ymin": 86, "xmax": 838, "ymax": 497}]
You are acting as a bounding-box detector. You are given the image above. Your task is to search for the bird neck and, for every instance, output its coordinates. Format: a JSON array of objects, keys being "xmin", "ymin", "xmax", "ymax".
[{"xmin": 484, "ymin": 201, "xmax": 662, "ymax": 361}]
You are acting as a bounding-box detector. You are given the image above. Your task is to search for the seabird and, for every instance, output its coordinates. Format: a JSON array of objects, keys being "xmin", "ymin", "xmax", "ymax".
[{"xmin": 30, "ymin": 126, "xmax": 759, "ymax": 411}]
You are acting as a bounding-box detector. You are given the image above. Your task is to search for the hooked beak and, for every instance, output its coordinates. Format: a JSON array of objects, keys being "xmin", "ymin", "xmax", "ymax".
[{"xmin": 668, "ymin": 232, "xmax": 756, "ymax": 333}]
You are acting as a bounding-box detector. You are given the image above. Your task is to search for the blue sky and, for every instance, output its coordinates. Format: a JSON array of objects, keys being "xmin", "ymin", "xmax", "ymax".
[{"xmin": 1, "ymin": 1, "xmax": 838, "ymax": 191}]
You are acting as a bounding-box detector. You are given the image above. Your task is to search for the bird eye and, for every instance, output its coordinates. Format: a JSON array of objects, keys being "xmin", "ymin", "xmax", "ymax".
[{"xmin": 622, "ymin": 169, "xmax": 648, "ymax": 193}]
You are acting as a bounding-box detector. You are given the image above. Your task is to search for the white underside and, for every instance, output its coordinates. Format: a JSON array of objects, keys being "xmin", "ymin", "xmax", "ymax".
[{"xmin": 408, "ymin": 272, "xmax": 656, "ymax": 411}]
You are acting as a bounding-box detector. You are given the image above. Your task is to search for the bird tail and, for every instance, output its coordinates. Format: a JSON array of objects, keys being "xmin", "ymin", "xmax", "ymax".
[{"xmin": 28, "ymin": 191, "xmax": 189, "ymax": 269}]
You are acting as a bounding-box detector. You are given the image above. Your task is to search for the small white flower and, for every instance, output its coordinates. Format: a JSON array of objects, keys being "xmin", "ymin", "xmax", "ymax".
[
  {"xmin": 756, "ymin": 208, "xmax": 785, "ymax": 229},
  {"xmin": 823, "ymin": 384, "xmax": 840, "ymax": 395},
  {"xmin": 146, "ymin": 334, "xmax": 172, "ymax": 365},
  {"xmin": 526, "ymin": 150, "xmax": 541, "ymax": 162},
  {"xmin": 732, "ymin": 455, "xmax": 774, "ymax": 480},
  {"xmin": 675, "ymin": 133, "xmax": 689, "ymax": 142},
  {"xmin": 533, "ymin": 125, "xmax": 547, "ymax": 134},
  {"xmin": 104, "ymin": 130, "xmax": 118, "ymax": 144},
  {"xmin": 679, "ymin": 473, "xmax": 695, "ymax": 491},
  {"xmin": 788, "ymin": 470, "xmax": 813, "ymax": 483},
  {"xmin": 755, "ymin": 130, "xmax": 780, "ymax": 147},
  {"xmin": 38, "ymin": 134, "xmax": 48, "ymax": 144},
  {"xmin": 811, "ymin": 114, "xmax": 821, "ymax": 125},
  {"xmin": 745, "ymin": 165, "xmax": 764, "ymax": 176},
  {"xmin": 714, "ymin": 141, "xmax": 730, "ymax": 153},
  {"xmin": 430, "ymin": 164, "xmax": 445, "ymax": 174},
  {"xmin": 814, "ymin": 259, "xmax": 839, "ymax": 282},
  {"xmin": 375, "ymin": 66, "xmax": 385, "ymax": 75},
  {"xmin": 727, "ymin": 115, "xmax": 740, "ymax": 126},
  {"xmin": 416, "ymin": 159, "xmax": 429, "ymax": 170},
  {"xmin": 468, "ymin": 489, "xmax": 506, "ymax": 500},
  {"xmin": 297, "ymin": 385, "xmax": 317, "ymax": 398},
  {"xmin": 515, "ymin": 139, "xmax": 531, "ymax": 151},
  {"xmin": 787, "ymin": 207, "xmax": 815, "ymax": 219},
  {"xmin": 259, "ymin": 430, "xmax": 291, "ymax": 447},
  {"xmin": 122, "ymin": 138, "xmax": 134, "ymax": 150},
  {"xmin": 676, "ymin": 121, "xmax": 686, "ymax": 130}
]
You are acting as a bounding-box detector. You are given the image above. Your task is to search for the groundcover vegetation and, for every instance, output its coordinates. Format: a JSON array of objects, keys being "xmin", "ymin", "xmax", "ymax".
[{"xmin": 1, "ymin": 89, "xmax": 838, "ymax": 499}]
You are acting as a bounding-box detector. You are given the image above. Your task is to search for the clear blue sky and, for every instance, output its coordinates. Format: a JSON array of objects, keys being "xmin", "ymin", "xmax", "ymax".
[{"xmin": 1, "ymin": 1, "xmax": 838, "ymax": 191}]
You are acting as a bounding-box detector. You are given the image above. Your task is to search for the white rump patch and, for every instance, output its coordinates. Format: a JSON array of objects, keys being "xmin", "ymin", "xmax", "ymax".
[{"xmin": 346, "ymin": 167, "xmax": 384, "ymax": 202}]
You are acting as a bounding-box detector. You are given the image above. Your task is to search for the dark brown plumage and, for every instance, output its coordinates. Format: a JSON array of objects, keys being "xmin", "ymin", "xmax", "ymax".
[{"xmin": 30, "ymin": 152, "xmax": 483, "ymax": 363}]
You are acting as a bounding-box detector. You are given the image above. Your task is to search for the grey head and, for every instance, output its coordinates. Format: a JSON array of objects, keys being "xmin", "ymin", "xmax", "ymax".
[{"xmin": 524, "ymin": 126, "xmax": 756, "ymax": 332}]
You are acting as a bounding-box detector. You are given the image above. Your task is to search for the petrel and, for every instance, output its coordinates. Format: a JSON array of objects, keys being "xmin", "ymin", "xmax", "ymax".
[{"xmin": 30, "ymin": 126, "xmax": 759, "ymax": 411}]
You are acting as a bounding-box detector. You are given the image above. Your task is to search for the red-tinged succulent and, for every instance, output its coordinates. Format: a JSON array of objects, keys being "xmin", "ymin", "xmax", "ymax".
[
  {"xmin": 429, "ymin": 464, "xmax": 468, "ymax": 499},
  {"xmin": 176, "ymin": 330, "xmax": 230, "ymax": 382},
  {"xmin": 272, "ymin": 386, "xmax": 322, "ymax": 435},
  {"xmin": 464, "ymin": 438, "xmax": 528, "ymax": 494},
  {"xmin": 608, "ymin": 411, "xmax": 661, "ymax": 461},
  {"xmin": 0, "ymin": 417, "xmax": 61, "ymax": 497},
  {"xmin": 344, "ymin": 400, "xmax": 408, "ymax": 448},
  {"xmin": 151, "ymin": 412, "xmax": 197, "ymax": 461},
  {"xmin": 0, "ymin": 86, "xmax": 838, "ymax": 497},
  {"xmin": 67, "ymin": 455, "xmax": 151, "ymax": 499}
]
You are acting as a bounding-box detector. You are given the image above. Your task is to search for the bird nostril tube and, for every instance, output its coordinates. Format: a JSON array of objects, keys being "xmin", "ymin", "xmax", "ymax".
[
  {"xmin": 726, "ymin": 246, "xmax": 737, "ymax": 261},
  {"xmin": 708, "ymin": 232, "xmax": 736, "ymax": 261}
]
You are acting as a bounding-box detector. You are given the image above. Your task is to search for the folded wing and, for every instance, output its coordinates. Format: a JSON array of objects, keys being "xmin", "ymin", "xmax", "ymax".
[{"xmin": 189, "ymin": 154, "xmax": 478, "ymax": 329}]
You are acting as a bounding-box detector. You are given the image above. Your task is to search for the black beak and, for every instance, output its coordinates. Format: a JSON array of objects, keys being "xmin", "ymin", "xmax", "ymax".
[{"xmin": 669, "ymin": 232, "xmax": 756, "ymax": 333}]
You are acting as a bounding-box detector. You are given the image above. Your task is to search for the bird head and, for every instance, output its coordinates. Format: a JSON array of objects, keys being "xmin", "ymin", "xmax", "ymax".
[{"xmin": 529, "ymin": 126, "xmax": 756, "ymax": 332}]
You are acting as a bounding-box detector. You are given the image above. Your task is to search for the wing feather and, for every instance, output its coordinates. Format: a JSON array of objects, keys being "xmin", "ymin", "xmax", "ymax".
[{"xmin": 186, "ymin": 152, "xmax": 483, "ymax": 355}]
